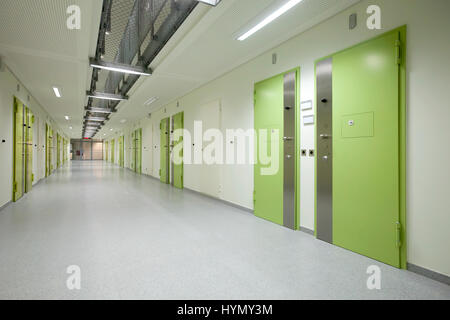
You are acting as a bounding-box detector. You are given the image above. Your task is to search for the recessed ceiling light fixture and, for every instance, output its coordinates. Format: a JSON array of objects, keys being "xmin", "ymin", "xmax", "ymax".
[
  {"xmin": 197, "ymin": 0, "xmax": 222, "ymax": 6},
  {"xmin": 53, "ymin": 87, "xmax": 61, "ymax": 98},
  {"xmin": 237, "ymin": 0, "xmax": 304, "ymax": 41},
  {"xmin": 69, "ymin": 126, "xmax": 73, "ymax": 130},
  {"xmin": 90, "ymin": 58, "xmax": 151, "ymax": 76},
  {"xmin": 144, "ymin": 96, "xmax": 159, "ymax": 106},
  {"xmin": 65, "ymin": 116, "xmax": 70, "ymax": 120},
  {"xmin": 85, "ymin": 117, "xmax": 106, "ymax": 122},
  {"xmin": 85, "ymin": 107, "xmax": 114, "ymax": 114},
  {"xmin": 87, "ymin": 91, "xmax": 128, "ymax": 101}
]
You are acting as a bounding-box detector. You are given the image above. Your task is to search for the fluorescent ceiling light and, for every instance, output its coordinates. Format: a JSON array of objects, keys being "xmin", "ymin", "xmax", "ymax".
[
  {"xmin": 90, "ymin": 58, "xmax": 151, "ymax": 76},
  {"xmin": 237, "ymin": 0, "xmax": 303, "ymax": 41},
  {"xmin": 110, "ymin": 129, "xmax": 113, "ymax": 131},
  {"xmin": 144, "ymin": 96, "xmax": 159, "ymax": 106},
  {"xmin": 87, "ymin": 91, "xmax": 128, "ymax": 101},
  {"xmin": 65, "ymin": 116, "xmax": 70, "ymax": 120},
  {"xmin": 85, "ymin": 107, "xmax": 114, "ymax": 114},
  {"xmin": 69, "ymin": 126, "xmax": 73, "ymax": 130},
  {"xmin": 53, "ymin": 87, "xmax": 61, "ymax": 98},
  {"xmin": 85, "ymin": 117, "xmax": 106, "ymax": 122},
  {"xmin": 197, "ymin": 0, "xmax": 222, "ymax": 6}
]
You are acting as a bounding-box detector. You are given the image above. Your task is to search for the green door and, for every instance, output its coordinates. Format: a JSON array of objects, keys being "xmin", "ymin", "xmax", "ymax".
[
  {"xmin": 331, "ymin": 30, "xmax": 403, "ymax": 267},
  {"xmin": 135, "ymin": 129, "xmax": 142, "ymax": 174},
  {"xmin": 254, "ymin": 74, "xmax": 284, "ymax": 226},
  {"xmin": 111, "ymin": 139, "xmax": 115, "ymax": 164},
  {"xmin": 45, "ymin": 124, "xmax": 50, "ymax": 176},
  {"xmin": 105, "ymin": 141, "xmax": 109, "ymax": 162},
  {"xmin": 119, "ymin": 136, "xmax": 124, "ymax": 167},
  {"xmin": 57, "ymin": 133, "xmax": 61, "ymax": 168},
  {"xmin": 25, "ymin": 108, "xmax": 33, "ymax": 193},
  {"xmin": 160, "ymin": 118, "xmax": 170, "ymax": 184},
  {"xmin": 13, "ymin": 98, "xmax": 24, "ymax": 202},
  {"xmin": 130, "ymin": 132, "xmax": 135, "ymax": 170},
  {"xmin": 172, "ymin": 112, "xmax": 184, "ymax": 189}
]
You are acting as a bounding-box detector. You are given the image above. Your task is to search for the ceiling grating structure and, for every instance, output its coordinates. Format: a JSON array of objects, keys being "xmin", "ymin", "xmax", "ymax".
[{"xmin": 83, "ymin": 0, "xmax": 200, "ymax": 138}]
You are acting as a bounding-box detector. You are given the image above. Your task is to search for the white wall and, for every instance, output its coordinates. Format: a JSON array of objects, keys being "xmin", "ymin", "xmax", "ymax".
[
  {"xmin": 106, "ymin": 0, "xmax": 450, "ymax": 276},
  {"xmin": 0, "ymin": 65, "xmax": 69, "ymax": 207}
]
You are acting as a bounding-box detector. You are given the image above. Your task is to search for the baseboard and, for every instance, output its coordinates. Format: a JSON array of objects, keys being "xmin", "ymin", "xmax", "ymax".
[
  {"xmin": 0, "ymin": 201, "xmax": 11, "ymax": 212},
  {"xmin": 184, "ymin": 187, "xmax": 254, "ymax": 214},
  {"xmin": 143, "ymin": 173, "xmax": 160, "ymax": 181},
  {"xmin": 407, "ymin": 263, "xmax": 450, "ymax": 285},
  {"xmin": 299, "ymin": 227, "xmax": 314, "ymax": 235}
]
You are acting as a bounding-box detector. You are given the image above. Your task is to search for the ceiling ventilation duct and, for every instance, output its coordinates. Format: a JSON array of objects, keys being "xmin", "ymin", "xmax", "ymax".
[{"xmin": 83, "ymin": 0, "xmax": 200, "ymax": 138}]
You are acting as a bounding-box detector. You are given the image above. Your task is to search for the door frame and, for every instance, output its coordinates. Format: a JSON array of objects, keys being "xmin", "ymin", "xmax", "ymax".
[
  {"xmin": 314, "ymin": 26, "xmax": 407, "ymax": 268},
  {"xmin": 254, "ymin": 67, "xmax": 301, "ymax": 230}
]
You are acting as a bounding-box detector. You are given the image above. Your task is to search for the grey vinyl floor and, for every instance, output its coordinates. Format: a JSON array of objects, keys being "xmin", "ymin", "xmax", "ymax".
[{"xmin": 0, "ymin": 161, "xmax": 448, "ymax": 300}]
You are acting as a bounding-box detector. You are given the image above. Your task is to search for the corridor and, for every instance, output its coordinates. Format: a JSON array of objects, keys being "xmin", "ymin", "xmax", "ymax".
[{"xmin": 0, "ymin": 162, "xmax": 448, "ymax": 300}]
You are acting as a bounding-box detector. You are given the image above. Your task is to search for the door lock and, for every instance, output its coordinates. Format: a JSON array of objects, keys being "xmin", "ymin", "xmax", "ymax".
[
  {"xmin": 283, "ymin": 137, "xmax": 294, "ymax": 141},
  {"xmin": 319, "ymin": 134, "xmax": 331, "ymax": 139}
]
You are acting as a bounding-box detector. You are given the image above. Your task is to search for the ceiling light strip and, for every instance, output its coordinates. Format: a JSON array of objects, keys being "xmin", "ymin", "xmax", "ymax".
[
  {"xmin": 87, "ymin": 91, "xmax": 128, "ymax": 101},
  {"xmin": 89, "ymin": 58, "xmax": 152, "ymax": 76},
  {"xmin": 237, "ymin": 0, "xmax": 304, "ymax": 41}
]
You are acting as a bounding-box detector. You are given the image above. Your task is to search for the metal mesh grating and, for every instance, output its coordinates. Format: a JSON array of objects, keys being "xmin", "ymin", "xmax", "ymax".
[{"xmin": 85, "ymin": 0, "xmax": 198, "ymax": 137}]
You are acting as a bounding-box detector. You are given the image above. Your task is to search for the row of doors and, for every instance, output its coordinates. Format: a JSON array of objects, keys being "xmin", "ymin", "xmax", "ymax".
[
  {"xmin": 13, "ymin": 97, "xmax": 67, "ymax": 202},
  {"xmin": 130, "ymin": 129, "xmax": 142, "ymax": 173},
  {"xmin": 160, "ymin": 112, "xmax": 184, "ymax": 189},
  {"xmin": 13, "ymin": 97, "xmax": 33, "ymax": 202},
  {"xmin": 105, "ymin": 137, "xmax": 124, "ymax": 166},
  {"xmin": 253, "ymin": 28, "xmax": 406, "ymax": 269}
]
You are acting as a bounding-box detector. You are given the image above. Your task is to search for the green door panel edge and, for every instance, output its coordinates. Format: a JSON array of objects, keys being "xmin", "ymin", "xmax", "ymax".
[
  {"xmin": 173, "ymin": 112, "xmax": 184, "ymax": 189},
  {"xmin": 160, "ymin": 118, "xmax": 169, "ymax": 183},
  {"xmin": 25, "ymin": 108, "xmax": 33, "ymax": 193},
  {"xmin": 254, "ymin": 67, "xmax": 301, "ymax": 230},
  {"xmin": 313, "ymin": 26, "xmax": 407, "ymax": 269},
  {"xmin": 12, "ymin": 97, "xmax": 24, "ymax": 202}
]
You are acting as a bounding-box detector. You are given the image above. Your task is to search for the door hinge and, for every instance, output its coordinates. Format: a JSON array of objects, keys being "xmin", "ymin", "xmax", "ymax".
[
  {"xmin": 396, "ymin": 221, "xmax": 402, "ymax": 248},
  {"xmin": 13, "ymin": 182, "xmax": 17, "ymax": 193},
  {"xmin": 159, "ymin": 169, "xmax": 161, "ymax": 177},
  {"xmin": 395, "ymin": 39, "xmax": 402, "ymax": 65},
  {"xmin": 253, "ymin": 190, "xmax": 256, "ymax": 203}
]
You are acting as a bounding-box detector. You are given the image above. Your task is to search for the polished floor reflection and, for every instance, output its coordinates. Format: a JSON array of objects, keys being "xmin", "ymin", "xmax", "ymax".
[{"xmin": 0, "ymin": 161, "xmax": 449, "ymax": 299}]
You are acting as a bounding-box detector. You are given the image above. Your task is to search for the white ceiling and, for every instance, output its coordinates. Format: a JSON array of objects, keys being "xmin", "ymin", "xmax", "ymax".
[
  {"xmin": 0, "ymin": 0, "xmax": 103, "ymax": 138},
  {"xmin": 100, "ymin": 0, "xmax": 360, "ymax": 139},
  {"xmin": 0, "ymin": 0, "xmax": 360, "ymax": 139}
]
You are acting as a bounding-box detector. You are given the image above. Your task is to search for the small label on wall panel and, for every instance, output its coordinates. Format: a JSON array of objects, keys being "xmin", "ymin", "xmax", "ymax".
[
  {"xmin": 301, "ymin": 100, "xmax": 313, "ymax": 111},
  {"xmin": 303, "ymin": 115, "xmax": 315, "ymax": 125}
]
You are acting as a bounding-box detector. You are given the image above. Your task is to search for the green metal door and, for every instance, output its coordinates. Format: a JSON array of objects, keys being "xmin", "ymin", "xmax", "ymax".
[
  {"xmin": 135, "ymin": 129, "xmax": 142, "ymax": 174},
  {"xmin": 254, "ymin": 74, "xmax": 284, "ymax": 226},
  {"xmin": 111, "ymin": 139, "xmax": 115, "ymax": 164},
  {"xmin": 13, "ymin": 98, "xmax": 24, "ymax": 202},
  {"xmin": 331, "ymin": 30, "xmax": 403, "ymax": 268},
  {"xmin": 119, "ymin": 136, "xmax": 124, "ymax": 167},
  {"xmin": 57, "ymin": 133, "xmax": 61, "ymax": 168},
  {"xmin": 63, "ymin": 139, "xmax": 67, "ymax": 163},
  {"xmin": 105, "ymin": 141, "xmax": 109, "ymax": 162},
  {"xmin": 130, "ymin": 132, "xmax": 135, "ymax": 170},
  {"xmin": 160, "ymin": 118, "xmax": 169, "ymax": 183},
  {"xmin": 172, "ymin": 112, "xmax": 184, "ymax": 189},
  {"xmin": 45, "ymin": 124, "xmax": 50, "ymax": 176},
  {"xmin": 25, "ymin": 108, "xmax": 33, "ymax": 193}
]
